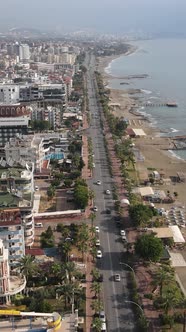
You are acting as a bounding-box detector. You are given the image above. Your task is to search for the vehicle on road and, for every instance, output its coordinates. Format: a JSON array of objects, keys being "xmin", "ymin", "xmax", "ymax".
[
  {"xmin": 95, "ymin": 226, "xmax": 100, "ymax": 233},
  {"xmin": 120, "ymin": 230, "xmax": 126, "ymax": 236},
  {"xmin": 92, "ymin": 163, "xmax": 95, "ymax": 168},
  {"xmin": 96, "ymin": 250, "xmax": 102, "ymax": 258},
  {"xmin": 66, "ymin": 190, "xmax": 74, "ymax": 194},
  {"xmin": 114, "ymin": 274, "xmax": 121, "ymax": 282},
  {"xmin": 106, "ymin": 208, "xmax": 111, "ymax": 214},
  {"xmin": 121, "ymin": 235, "xmax": 127, "ymax": 242},
  {"xmin": 93, "ymin": 206, "xmax": 98, "ymax": 212},
  {"xmin": 101, "ymin": 322, "xmax": 107, "ymax": 331},
  {"xmin": 35, "ymin": 186, "xmax": 39, "ymax": 191},
  {"xmin": 99, "ymin": 311, "xmax": 106, "ymax": 322},
  {"xmin": 96, "ymin": 239, "xmax": 100, "ymax": 246},
  {"xmin": 105, "ymin": 189, "xmax": 111, "ymax": 195},
  {"xmin": 96, "ymin": 180, "xmax": 101, "ymax": 185}
]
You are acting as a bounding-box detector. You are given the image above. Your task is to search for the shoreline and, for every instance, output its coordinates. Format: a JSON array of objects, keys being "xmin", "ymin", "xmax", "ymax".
[{"xmin": 97, "ymin": 51, "xmax": 186, "ymax": 204}]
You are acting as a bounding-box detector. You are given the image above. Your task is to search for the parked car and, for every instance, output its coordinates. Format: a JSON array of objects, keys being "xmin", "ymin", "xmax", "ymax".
[
  {"xmin": 99, "ymin": 311, "xmax": 106, "ymax": 322},
  {"xmin": 95, "ymin": 226, "xmax": 100, "ymax": 233},
  {"xmin": 96, "ymin": 239, "xmax": 100, "ymax": 246},
  {"xmin": 96, "ymin": 250, "xmax": 102, "ymax": 258},
  {"xmin": 114, "ymin": 274, "xmax": 121, "ymax": 282}
]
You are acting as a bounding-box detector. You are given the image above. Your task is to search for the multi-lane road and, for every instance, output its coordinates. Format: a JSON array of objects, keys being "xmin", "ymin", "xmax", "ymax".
[{"xmin": 85, "ymin": 53, "xmax": 135, "ymax": 332}]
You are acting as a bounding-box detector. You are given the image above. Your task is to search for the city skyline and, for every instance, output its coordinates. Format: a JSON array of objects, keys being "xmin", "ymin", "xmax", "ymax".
[{"xmin": 0, "ymin": 0, "xmax": 186, "ymax": 36}]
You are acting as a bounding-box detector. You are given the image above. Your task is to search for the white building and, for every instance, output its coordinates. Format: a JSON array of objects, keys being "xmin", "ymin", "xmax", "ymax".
[
  {"xmin": 5, "ymin": 135, "xmax": 46, "ymax": 172},
  {"xmin": 0, "ymin": 238, "xmax": 26, "ymax": 303},
  {"xmin": 0, "ymin": 84, "xmax": 20, "ymax": 104},
  {"xmin": 19, "ymin": 44, "xmax": 30, "ymax": 62}
]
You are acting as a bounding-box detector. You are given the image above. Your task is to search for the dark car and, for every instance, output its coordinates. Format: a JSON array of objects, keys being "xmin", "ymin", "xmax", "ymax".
[
  {"xmin": 97, "ymin": 274, "xmax": 103, "ymax": 282},
  {"xmin": 106, "ymin": 208, "xmax": 111, "ymax": 214}
]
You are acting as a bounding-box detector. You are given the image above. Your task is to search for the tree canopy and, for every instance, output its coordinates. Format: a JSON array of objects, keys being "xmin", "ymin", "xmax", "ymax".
[
  {"xmin": 129, "ymin": 204, "xmax": 154, "ymax": 226},
  {"xmin": 135, "ymin": 234, "xmax": 163, "ymax": 262},
  {"xmin": 30, "ymin": 120, "xmax": 50, "ymax": 132},
  {"xmin": 74, "ymin": 180, "xmax": 89, "ymax": 209}
]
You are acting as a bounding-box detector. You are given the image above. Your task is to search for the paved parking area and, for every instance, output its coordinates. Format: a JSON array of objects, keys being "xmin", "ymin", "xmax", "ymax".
[{"xmin": 169, "ymin": 251, "xmax": 186, "ymax": 267}]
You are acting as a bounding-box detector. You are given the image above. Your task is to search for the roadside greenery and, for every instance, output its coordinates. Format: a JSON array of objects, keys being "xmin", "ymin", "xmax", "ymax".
[
  {"xmin": 129, "ymin": 204, "xmax": 156, "ymax": 227},
  {"xmin": 74, "ymin": 179, "xmax": 89, "ymax": 209},
  {"xmin": 135, "ymin": 233, "xmax": 163, "ymax": 262}
]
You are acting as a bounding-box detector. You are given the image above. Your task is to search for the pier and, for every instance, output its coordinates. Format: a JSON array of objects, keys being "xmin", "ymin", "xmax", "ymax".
[{"xmin": 143, "ymin": 102, "xmax": 178, "ymax": 108}]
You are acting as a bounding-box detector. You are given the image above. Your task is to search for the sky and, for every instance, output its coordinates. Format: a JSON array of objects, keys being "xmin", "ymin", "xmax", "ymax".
[{"xmin": 1, "ymin": 0, "xmax": 186, "ymax": 35}]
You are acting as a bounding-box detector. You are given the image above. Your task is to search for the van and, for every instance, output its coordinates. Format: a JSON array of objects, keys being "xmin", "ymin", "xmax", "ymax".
[{"xmin": 35, "ymin": 222, "xmax": 43, "ymax": 228}]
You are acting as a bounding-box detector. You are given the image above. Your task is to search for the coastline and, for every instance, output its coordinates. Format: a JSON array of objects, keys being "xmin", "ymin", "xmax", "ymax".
[{"xmin": 97, "ymin": 50, "xmax": 186, "ymax": 203}]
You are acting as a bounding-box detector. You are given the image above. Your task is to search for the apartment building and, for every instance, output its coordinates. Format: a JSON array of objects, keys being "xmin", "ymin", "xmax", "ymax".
[
  {"xmin": 5, "ymin": 135, "xmax": 46, "ymax": 172},
  {"xmin": 0, "ymin": 104, "xmax": 30, "ymax": 147},
  {"xmin": 30, "ymin": 105, "xmax": 62, "ymax": 130},
  {"xmin": 0, "ymin": 210, "xmax": 25, "ymax": 268},
  {"xmin": 19, "ymin": 44, "xmax": 30, "ymax": 62},
  {"xmin": 0, "ymin": 238, "xmax": 26, "ymax": 303},
  {"xmin": 0, "ymin": 166, "xmax": 35, "ymax": 248},
  {"xmin": 0, "ymin": 85, "xmax": 20, "ymax": 104}
]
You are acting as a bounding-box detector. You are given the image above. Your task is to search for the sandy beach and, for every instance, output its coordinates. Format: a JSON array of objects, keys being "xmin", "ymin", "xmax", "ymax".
[{"xmin": 97, "ymin": 53, "xmax": 186, "ymax": 205}]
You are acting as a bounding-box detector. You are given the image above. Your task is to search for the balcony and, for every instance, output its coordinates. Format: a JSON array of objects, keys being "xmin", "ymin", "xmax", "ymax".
[
  {"xmin": 25, "ymin": 230, "xmax": 34, "ymax": 239},
  {"xmin": 4, "ymin": 275, "xmax": 26, "ymax": 296},
  {"xmin": 25, "ymin": 238, "xmax": 34, "ymax": 247}
]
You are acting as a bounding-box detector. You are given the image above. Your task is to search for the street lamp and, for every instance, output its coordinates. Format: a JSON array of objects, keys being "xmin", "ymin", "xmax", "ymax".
[
  {"xmin": 124, "ymin": 300, "xmax": 143, "ymax": 314},
  {"xmin": 119, "ymin": 262, "xmax": 135, "ymax": 275}
]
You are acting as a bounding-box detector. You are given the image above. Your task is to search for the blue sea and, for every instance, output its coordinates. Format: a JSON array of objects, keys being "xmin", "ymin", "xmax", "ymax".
[{"xmin": 105, "ymin": 39, "xmax": 186, "ymax": 159}]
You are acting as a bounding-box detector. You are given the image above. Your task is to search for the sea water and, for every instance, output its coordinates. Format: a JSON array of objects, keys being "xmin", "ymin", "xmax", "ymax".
[{"xmin": 106, "ymin": 39, "xmax": 186, "ymax": 159}]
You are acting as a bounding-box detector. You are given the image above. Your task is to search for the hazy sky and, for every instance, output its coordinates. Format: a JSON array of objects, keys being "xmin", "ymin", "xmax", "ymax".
[{"xmin": 1, "ymin": 0, "xmax": 186, "ymax": 34}]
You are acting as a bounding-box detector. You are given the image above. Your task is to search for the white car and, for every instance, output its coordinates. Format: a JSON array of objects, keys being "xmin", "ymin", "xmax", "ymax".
[
  {"xmin": 96, "ymin": 250, "xmax": 102, "ymax": 258},
  {"xmin": 96, "ymin": 239, "xmax": 100, "ymax": 246},
  {"xmin": 99, "ymin": 311, "xmax": 106, "ymax": 322},
  {"xmin": 35, "ymin": 186, "xmax": 39, "ymax": 191},
  {"xmin": 93, "ymin": 206, "xmax": 98, "ymax": 212},
  {"xmin": 120, "ymin": 230, "xmax": 126, "ymax": 236},
  {"xmin": 105, "ymin": 189, "xmax": 111, "ymax": 195},
  {"xmin": 95, "ymin": 226, "xmax": 100, "ymax": 233},
  {"xmin": 92, "ymin": 163, "xmax": 95, "ymax": 168},
  {"xmin": 115, "ymin": 274, "xmax": 121, "ymax": 282},
  {"xmin": 96, "ymin": 180, "xmax": 101, "ymax": 185}
]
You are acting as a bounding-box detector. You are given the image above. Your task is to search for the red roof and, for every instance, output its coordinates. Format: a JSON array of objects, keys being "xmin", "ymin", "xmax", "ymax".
[{"xmin": 25, "ymin": 248, "xmax": 45, "ymax": 256}]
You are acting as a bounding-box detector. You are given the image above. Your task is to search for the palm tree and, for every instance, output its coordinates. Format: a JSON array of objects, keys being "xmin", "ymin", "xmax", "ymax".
[
  {"xmin": 89, "ymin": 190, "xmax": 95, "ymax": 201},
  {"xmin": 91, "ymin": 281, "xmax": 101, "ymax": 298},
  {"xmin": 91, "ymin": 268, "xmax": 100, "ymax": 282},
  {"xmin": 91, "ymin": 299, "xmax": 103, "ymax": 313},
  {"xmin": 50, "ymin": 262, "xmax": 62, "ymax": 278},
  {"xmin": 92, "ymin": 317, "xmax": 103, "ymax": 332},
  {"xmin": 18, "ymin": 255, "xmax": 37, "ymax": 283},
  {"xmin": 77, "ymin": 241, "xmax": 89, "ymax": 262},
  {"xmin": 161, "ymin": 288, "xmax": 181, "ymax": 315},
  {"xmin": 90, "ymin": 246, "xmax": 97, "ymax": 263},
  {"xmin": 59, "ymin": 241, "xmax": 72, "ymax": 262},
  {"xmin": 63, "ymin": 262, "xmax": 77, "ymax": 283},
  {"xmin": 57, "ymin": 283, "xmax": 74, "ymax": 309},
  {"xmin": 89, "ymin": 212, "xmax": 96, "ymax": 227},
  {"xmin": 152, "ymin": 266, "xmax": 174, "ymax": 296}
]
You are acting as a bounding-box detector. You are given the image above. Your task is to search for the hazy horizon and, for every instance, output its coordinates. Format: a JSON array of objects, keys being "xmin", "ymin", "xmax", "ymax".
[{"xmin": 1, "ymin": 0, "xmax": 186, "ymax": 35}]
